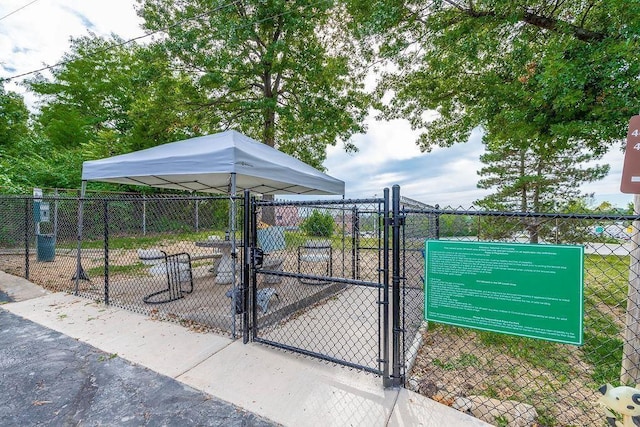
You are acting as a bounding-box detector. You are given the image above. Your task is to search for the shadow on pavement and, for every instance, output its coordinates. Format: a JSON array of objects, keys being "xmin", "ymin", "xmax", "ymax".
[{"xmin": 0, "ymin": 309, "xmax": 276, "ymax": 426}]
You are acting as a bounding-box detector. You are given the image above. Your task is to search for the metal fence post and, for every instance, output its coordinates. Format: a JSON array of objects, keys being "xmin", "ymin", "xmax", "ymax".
[
  {"xmin": 24, "ymin": 198, "xmax": 30, "ymax": 280},
  {"xmin": 104, "ymin": 199, "xmax": 109, "ymax": 305},
  {"xmin": 391, "ymin": 185, "xmax": 404, "ymax": 386},
  {"xmin": 243, "ymin": 190, "xmax": 251, "ymax": 344},
  {"xmin": 54, "ymin": 189, "xmax": 59, "ymax": 238},
  {"xmin": 195, "ymin": 199, "xmax": 199, "ymax": 232},
  {"xmin": 250, "ymin": 193, "xmax": 260, "ymax": 342},
  {"xmin": 352, "ymin": 206, "xmax": 359, "ymax": 280},
  {"xmin": 435, "ymin": 204, "xmax": 441, "ymax": 239},
  {"xmin": 381, "ymin": 188, "xmax": 392, "ymax": 386},
  {"xmin": 142, "ymin": 194, "xmax": 147, "ymax": 235}
]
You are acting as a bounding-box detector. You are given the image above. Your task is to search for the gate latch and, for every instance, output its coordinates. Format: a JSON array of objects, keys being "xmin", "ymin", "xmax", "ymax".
[{"xmin": 251, "ymin": 247, "xmax": 264, "ymax": 269}]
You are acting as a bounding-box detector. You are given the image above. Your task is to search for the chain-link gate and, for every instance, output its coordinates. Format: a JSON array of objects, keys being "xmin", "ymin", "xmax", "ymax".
[{"xmin": 244, "ymin": 191, "xmax": 392, "ymax": 377}]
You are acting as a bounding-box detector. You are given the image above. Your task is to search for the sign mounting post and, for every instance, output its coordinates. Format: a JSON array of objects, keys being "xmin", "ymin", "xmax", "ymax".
[{"xmin": 620, "ymin": 114, "xmax": 640, "ymax": 384}]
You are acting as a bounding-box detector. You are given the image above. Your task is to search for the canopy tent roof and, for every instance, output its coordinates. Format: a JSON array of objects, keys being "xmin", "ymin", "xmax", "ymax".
[{"xmin": 81, "ymin": 130, "xmax": 344, "ymax": 195}]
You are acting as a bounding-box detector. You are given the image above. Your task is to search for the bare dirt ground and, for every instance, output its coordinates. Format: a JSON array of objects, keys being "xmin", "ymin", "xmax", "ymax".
[
  {"xmin": 1, "ymin": 244, "xmax": 603, "ymax": 426},
  {"xmin": 0, "ymin": 242, "xmax": 378, "ymax": 334},
  {"xmin": 407, "ymin": 326, "xmax": 603, "ymax": 426}
]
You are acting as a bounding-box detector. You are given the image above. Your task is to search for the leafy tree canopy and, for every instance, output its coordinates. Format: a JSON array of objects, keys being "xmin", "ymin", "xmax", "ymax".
[
  {"xmin": 27, "ymin": 35, "xmax": 201, "ymax": 156},
  {"xmin": 0, "ymin": 83, "xmax": 33, "ymax": 192},
  {"xmin": 137, "ymin": 0, "xmax": 370, "ymax": 168},
  {"xmin": 0, "ymin": 83, "xmax": 30, "ymax": 153},
  {"xmin": 350, "ymin": 0, "xmax": 640, "ymax": 154}
]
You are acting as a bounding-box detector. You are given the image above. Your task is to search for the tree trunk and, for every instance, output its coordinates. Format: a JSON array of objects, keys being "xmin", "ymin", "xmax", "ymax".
[
  {"xmin": 261, "ymin": 81, "xmax": 277, "ymax": 225},
  {"xmin": 621, "ymin": 194, "xmax": 640, "ymax": 385}
]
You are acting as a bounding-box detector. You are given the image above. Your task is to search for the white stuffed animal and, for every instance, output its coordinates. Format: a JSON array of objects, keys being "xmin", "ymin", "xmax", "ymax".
[{"xmin": 598, "ymin": 384, "xmax": 640, "ymax": 427}]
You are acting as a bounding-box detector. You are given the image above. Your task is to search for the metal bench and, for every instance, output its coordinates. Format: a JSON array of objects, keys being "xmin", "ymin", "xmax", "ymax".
[{"xmin": 138, "ymin": 249, "xmax": 194, "ymax": 304}]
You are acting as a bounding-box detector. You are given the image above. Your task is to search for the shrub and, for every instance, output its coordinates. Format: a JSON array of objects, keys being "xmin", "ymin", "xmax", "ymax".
[{"xmin": 301, "ymin": 210, "xmax": 334, "ymax": 237}]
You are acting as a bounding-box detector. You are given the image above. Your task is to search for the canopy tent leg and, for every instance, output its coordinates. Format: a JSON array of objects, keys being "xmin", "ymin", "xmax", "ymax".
[{"xmin": 230, "ymin": 172, "xmax": 238, "ymax": 338}]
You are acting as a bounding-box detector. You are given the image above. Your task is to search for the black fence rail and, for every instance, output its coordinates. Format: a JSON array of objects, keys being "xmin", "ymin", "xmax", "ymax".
[{"xmin": 403, "ymin": 206, "xmax": 640, "ymax": 427}]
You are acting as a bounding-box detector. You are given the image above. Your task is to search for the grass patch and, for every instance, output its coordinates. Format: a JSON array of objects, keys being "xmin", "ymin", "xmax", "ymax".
[
  {"xmin": 60, "ymin": 230, "xmax": 225, "ymax": 250},
  {"xmin": 584, "ymin": 254, "xmax": 628, "ymax": 307},
  {"xmin": 582, "ymin": 295, "xmax": 623, "ymax": 385},
  {"xmin": 86, "ymin": 263, "xmax": 148, "ymax": 277},
  {"xmin": 98, "ymin": 353, "xmax": 118, "ymax": 362},
  {"xmin": 433, "ymin": 353, "xmax": 479, "ymax": 371},
  {"xmin": 582, "ymin": 254, "xmax": 627, "ymax": 385},
  {"xmin": 477, "ymin": 331, "xmax": 574, "ymax": 379}
]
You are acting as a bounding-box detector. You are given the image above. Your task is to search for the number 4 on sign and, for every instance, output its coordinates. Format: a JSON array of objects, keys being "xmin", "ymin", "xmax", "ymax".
[
  {"xmin": 634, "ymin": 143, "xmax": 640, "ymax": 151},
  {"xmin": 633, "ymin": 129, "xmax": 640, "ymax": 137}
]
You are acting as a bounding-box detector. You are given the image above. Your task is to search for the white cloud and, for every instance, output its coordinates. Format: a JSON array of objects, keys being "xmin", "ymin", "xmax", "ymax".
[
  {"xmin": 1, "ymin": 0, "xmax": 142, "ymax": 87},
  {"xmin": 325, "ymin": 123, "xmax": 488, "ymax": 205}
]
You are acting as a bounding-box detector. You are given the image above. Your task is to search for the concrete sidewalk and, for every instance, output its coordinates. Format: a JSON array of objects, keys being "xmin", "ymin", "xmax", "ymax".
[{"xmin": 0, "ymin": 273, "xmax": 489, "ymax": 426}]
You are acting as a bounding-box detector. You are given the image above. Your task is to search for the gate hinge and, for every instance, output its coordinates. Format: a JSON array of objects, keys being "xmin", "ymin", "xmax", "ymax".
[{"xmin": 251, "ymin": 247, "xmax": 264, "ymax": 269}]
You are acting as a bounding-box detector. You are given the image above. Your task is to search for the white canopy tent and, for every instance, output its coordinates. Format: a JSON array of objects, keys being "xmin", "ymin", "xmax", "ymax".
[
  {"xmin": 80, "ymin": 130, "xmax": 345, "ymax": 195},
  {"xmin": 75, "ymin": 130, "xmax": 345, "ymax": 334}
]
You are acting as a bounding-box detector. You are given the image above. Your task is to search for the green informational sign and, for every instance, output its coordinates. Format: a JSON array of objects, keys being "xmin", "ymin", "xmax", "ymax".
[{"xmin": 424, "ymin": 240, "xmax": 584, "ymax": 345}]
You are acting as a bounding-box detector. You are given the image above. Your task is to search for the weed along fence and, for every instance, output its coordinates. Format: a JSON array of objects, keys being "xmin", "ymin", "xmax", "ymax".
[{"xmin": 3, "ymin": 191, "xmax": 640, "ymax": 425}]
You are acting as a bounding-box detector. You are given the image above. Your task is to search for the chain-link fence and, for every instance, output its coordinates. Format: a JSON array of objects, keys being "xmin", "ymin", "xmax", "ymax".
[
  {"xmin": 1, "ymin": 193, "xmax": 245, "ymax": 336},
  {"xmin": 4, "ymin": 192, "xmax": 640, "ymax": 426},
  {"xmin": 402, "ymin": 206, "xmax": 640, "ymax": 426}
]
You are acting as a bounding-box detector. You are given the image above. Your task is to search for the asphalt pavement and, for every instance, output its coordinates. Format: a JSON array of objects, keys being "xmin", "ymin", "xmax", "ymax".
[
  {"xmin": 0, "ymin": 309, "xmax": 276, "ymax": 427},
  {"xmin": 0, "ymin": 270, "xmax": 489, "ymax": 427}
]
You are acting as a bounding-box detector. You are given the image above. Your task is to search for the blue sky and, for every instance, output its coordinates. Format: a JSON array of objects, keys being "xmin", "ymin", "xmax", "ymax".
[{"xmin": 0, "ymin": 0, "xmax": 632, "ymax": 208}]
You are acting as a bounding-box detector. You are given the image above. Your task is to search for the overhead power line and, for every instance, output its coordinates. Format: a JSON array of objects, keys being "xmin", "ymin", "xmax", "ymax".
[
  {"xmin": 1, "ymin": 0, "xmax": 243, "ymax": 83},
  {"xmin": 0, "ymin": 0, "xmax": 42, "ymax": 22},
  {"xmin": 2, "ymin": 0, "xmax": 334, "ymax": 84}
]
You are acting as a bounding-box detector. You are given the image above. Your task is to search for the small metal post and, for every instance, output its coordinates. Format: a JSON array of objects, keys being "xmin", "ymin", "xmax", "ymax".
[
  {"xmin": 24, "ymin": 198, "xmax": 30, "ymax": 280},
  {"xmin": 382, "ymin": 188, "xmax": 391, "ymax": 386},
  {"xmin": 195, "ymin": 199, "xmax": 199, "ymax": 232},
  {"xmin": 104, "ymin": 199, "xmax": 109, "ymax": 305},
  {"xmin": 74, "ymin": 183, "xmax": 85, "ymax": 294},
  {"xmin": 243, "ymin": 190, "xmax": 251, "ymax": 343},
  {"xmin": 434, "ymin": 204, "xmax": 441, "ymax": 240},
  {"xmin": 142, "ymin": 194, "xmax": 147, "ymax": 236},
  {"xmin": 391, "ymin": 185, "xmax": 403, "ymax": 387},
  {"xmin": 54, "ymin": 189, "xmax": 59, "ymax": 238}
]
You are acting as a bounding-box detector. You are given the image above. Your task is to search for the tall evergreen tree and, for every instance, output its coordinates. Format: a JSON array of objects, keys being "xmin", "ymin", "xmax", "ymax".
[
  {"xmin": 476, "ymin": 139, "xmax": 609, "ymax": 213},
  {"xmin": 476, "ymin": 136, "xmax": 608, "ymax": 242}
]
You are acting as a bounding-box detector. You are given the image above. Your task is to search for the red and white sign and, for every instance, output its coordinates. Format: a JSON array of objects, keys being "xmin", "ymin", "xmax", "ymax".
[{"xmin": 620, "ymin": 115, "xmax": 640, "ymax": 194}]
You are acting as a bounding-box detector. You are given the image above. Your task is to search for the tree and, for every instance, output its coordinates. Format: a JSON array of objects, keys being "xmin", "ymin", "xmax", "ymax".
[
  {"xmin": 19, "ymin": 35, "xmax": 202, "ymax": 189},
  {"xmin": 476, "ymin": 140, "xmax": 605, "ymax": 213},
  {"xmin": 28, "ymin": 36, "xmax": 200, "ymax": 156},
  {"xmin": 351, "ymin": 1, "xmax": 639, "ymax": 155},
  {"xmin": 0, "ymin": 84, "xmax": 30, "ymax": 151},
  {"xmin": 349, "ymin": 0, "xmax": 640, "ymax": 385},
  {"xmin": 0, "ymin": 83, "xmax": 32, "ymax": 191},
  {"xmin": 137, "ymin": 0, "xmax": 370, "ymax": 168},
  {"xmin": 476, "ymin": 136, "xmax": 609, "ymax": 242}
]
